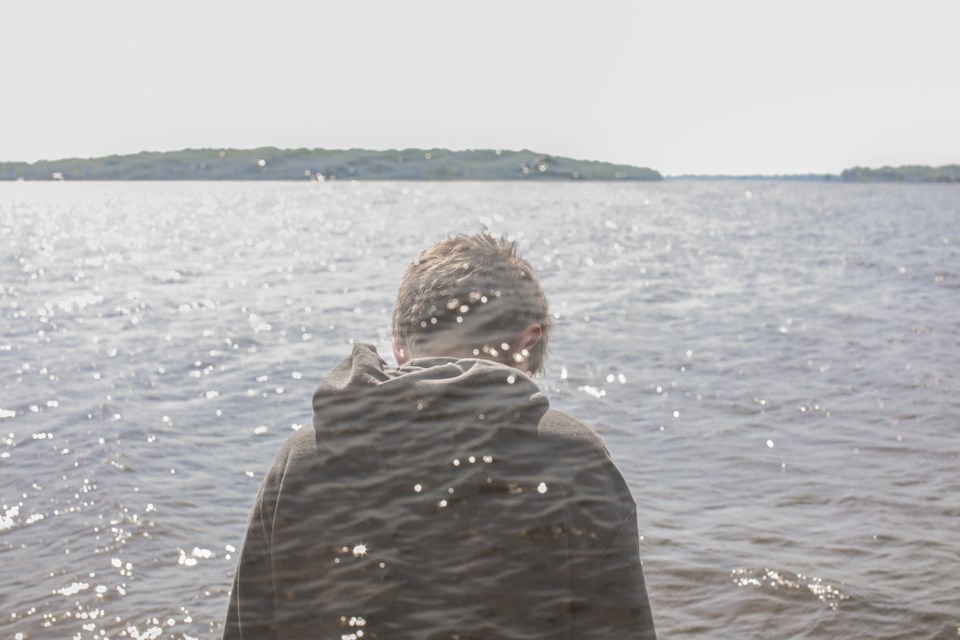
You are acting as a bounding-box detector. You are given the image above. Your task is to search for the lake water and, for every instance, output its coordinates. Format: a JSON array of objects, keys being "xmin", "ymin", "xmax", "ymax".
[{"xmin": 1, "ymin": 180, "xmax": 958, "ymax": 639}]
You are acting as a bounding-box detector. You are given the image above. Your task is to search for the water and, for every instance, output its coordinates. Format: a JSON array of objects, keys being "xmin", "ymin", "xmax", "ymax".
[{"xmin": 1, "ymin": 180, "xmax": 957, "ymax": 638}]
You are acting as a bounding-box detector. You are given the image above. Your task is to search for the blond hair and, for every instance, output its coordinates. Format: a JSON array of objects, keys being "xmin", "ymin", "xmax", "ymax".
[{"xmin": 392, "ymin": 232, "xmax": 551, "ymax": 374}]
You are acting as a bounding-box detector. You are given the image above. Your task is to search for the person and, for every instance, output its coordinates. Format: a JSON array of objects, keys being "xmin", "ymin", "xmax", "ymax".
[{"xmin": 223, "ymin": 232, "xmax": 656, "ymax": 639}]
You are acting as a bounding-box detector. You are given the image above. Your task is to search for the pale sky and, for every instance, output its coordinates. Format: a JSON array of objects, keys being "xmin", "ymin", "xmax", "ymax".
[{"xmin": 3, "ymin": 0, "xmax": 958, "ymax": 175}]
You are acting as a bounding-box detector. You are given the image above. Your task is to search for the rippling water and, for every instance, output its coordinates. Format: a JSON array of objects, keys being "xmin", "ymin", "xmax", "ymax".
[{"xmin": 1, "ymin": 181, "xmax": 958, "ymax": 639}]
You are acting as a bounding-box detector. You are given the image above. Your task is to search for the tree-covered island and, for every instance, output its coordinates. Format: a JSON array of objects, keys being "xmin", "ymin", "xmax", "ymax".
[
  {"xmin": 3, "ymin": 149, "xmax": 956, "ymax": 182},
  {"xmin": 0, "ymin": 148, "xmax": 662, "ymax": 181},
  {"xmin": 670, "ymin": 165, "xmax": 959, "ymax": 182},
  {"xmin": 839, "ymin": 165, "xmax": 960, "ymax": 182}
]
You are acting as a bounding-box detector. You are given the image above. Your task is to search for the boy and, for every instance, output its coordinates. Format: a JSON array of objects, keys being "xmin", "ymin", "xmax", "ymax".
[{"xmin": 224, "ymin": 232, "xmax": 656, "ymax": 639}]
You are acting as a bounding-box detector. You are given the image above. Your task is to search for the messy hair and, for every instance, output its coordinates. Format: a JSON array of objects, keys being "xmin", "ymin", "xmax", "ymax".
[{"xmin": 392, "ymin": 232, "xmax": 551, "ymax": 374}]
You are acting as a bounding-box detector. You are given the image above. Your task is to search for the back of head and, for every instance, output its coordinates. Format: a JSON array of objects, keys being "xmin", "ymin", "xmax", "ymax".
[{"xmin": 392, "ymin": 232, "xmax": 551, "ymax": 374}]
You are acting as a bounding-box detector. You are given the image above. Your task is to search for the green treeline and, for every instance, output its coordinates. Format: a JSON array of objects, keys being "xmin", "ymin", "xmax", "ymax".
[
  {"xmin": 2, "ymin": 149, "xmax": 956, "ymax": 182},
  {"xmin": 672, "ymin": 166, "xmax": 959, "ymax": 182},
  {"xmin": 0, "ymin": 148, "xmax": 662, "ymax": 181},
  {"xmin": 839, "ymin": 165, "xmax": 960, "ymax": 183}
]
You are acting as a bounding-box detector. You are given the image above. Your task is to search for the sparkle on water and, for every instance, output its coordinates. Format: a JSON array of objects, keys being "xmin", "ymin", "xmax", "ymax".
[{"xmin": 1, "ymin": 181, "xmax": 957, "ymax": 638}]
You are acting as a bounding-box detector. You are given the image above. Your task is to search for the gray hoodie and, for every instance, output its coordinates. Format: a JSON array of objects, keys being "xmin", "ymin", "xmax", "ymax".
[{"xmin": 224, "ymin": 344, "xmax": 655, "ymax": 639}]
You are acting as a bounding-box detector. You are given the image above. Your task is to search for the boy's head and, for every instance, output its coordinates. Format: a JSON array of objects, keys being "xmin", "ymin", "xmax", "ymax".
[{"xmin": 392, "ymin": 232, "xmax": 551, "ymax": 374}]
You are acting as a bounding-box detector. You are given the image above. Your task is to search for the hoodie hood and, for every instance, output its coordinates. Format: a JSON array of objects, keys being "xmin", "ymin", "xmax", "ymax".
[
  {"xmin": 234, "ymin": 344, "xmax": 651, "ymax": 638},
  {"xmin": 312, "ymin": 343, "xmax": 549, "ymax": 472}
]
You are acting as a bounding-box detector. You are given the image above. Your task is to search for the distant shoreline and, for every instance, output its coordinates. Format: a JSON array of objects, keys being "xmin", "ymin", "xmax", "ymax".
[
  {"xmin": 0, "ymin": 148, "xmax": 957, "ymax": 182},
  {"xmin": 669, "ymin": 165, "xmax": 960, "ymax": 182},
  {"xmin": 0, "ymin": 147, "xmax": 661, "ymax": 182}
]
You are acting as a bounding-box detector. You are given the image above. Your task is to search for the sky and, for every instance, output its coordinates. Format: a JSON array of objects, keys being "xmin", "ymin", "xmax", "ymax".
[{"xmin": 2, "ymin": 0, "xmax": 958, "ymax": 175}]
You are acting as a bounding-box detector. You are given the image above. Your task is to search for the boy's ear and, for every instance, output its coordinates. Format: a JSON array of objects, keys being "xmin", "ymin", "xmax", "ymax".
[
  {"xmin": 511, "ymin": 323, "xmax": 542, "ymax": 371},
  {"xmin": 393, "ymin": 340, "xmax": 408, "ymax": 365},
  {"xmin": 517, "ymin": 323, "xmax": 543, "ymax": 352}
]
